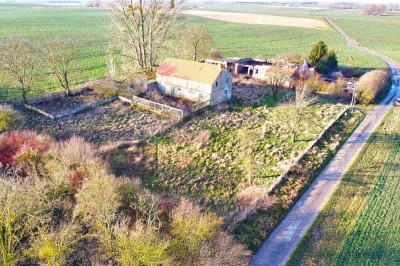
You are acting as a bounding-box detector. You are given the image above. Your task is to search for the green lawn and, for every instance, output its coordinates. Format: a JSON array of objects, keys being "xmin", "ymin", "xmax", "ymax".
[{"xmin": 288, "ymin": 107, "xmax": 400, "ymax": 265}]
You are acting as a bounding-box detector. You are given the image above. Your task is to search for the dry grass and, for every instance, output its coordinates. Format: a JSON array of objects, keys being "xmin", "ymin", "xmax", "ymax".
[{"xmin": 182, "ymin": 10, "xmax": 327, "ymax": 29}]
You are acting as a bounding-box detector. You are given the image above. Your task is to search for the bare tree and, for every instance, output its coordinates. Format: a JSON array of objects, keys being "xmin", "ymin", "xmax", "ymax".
[
  {"xmin": 107, "ymin": 0, "xmax": 186, "ymax": 70},
  {"xmin": 275, "ymin": 84, "xmax": 316, "ymax": 142},
  {"xmin": 363, "ymin": 4, "xmax": 387, "ymax": 16},
  {"xmin": 264, "ymin": 66, "xmax": 292, "ymax": 101},
  {"xmin": 180, "ymin": 25, "xmax": 213, "ymax": 61},
  {"xmin": 86, "ymin": 0, "xmax": 101, "ymax": 7},
  {"xmin": 42, "ymin": 37, "xmax": 80, "ymax": 96},
  {"xmin": 0, "ymin": 38, "xmax": 40, "ymax": 103}
]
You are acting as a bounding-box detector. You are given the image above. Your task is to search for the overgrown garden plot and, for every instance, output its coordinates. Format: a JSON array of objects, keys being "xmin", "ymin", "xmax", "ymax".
[
  {"xmin": 288, "ymin": 107, "xmax": 400, "ymax": 265},
  {"xmin": 20, "ymin": 101, "xmax": 175, "ymax": 145},
  {"xmin": 104, "ymin": 85, "xmax": 364, "ymax": 249}
]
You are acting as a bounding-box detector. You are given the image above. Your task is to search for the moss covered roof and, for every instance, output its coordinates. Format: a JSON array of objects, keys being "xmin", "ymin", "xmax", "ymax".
[{"xmin": 157, "ymin": 58, "xmax": 221, "ymax": 85}]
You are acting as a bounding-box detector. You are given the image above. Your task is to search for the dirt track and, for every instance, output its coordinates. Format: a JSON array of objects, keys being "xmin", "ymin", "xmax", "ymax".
[{"xmin": 182, "ymin": 10, "xmax": 327, "ymax": 29}]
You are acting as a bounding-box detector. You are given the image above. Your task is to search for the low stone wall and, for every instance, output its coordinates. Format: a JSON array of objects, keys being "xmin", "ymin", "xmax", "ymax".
[
  {"xmin": 268, "ymin": 106, "xmax": 350, "ymax": 193},
  {"xmin": 24, "ymin": 97, "xmax": 119, "ymax": 120},
  {"xmin": 23, "ymin": 104, "xmax": 55, "ymax": 119},
  {"xmin": 54, "ymin": 97, "xmax": 118, "ymax": 119}
]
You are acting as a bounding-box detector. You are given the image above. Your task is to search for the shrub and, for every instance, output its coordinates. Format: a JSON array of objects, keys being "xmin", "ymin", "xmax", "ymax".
[
  {"xmin": 0, "ymin": 131, "xmax": 50, "ymax": 170},
  {"xmin": 45, "ymin": 136, "xmax": 105, "ymax": 189},
  {"xmin": 208, "ymin": 49, "xmax": 222, "ymax": 59},
  {"xmin": 356, "ymin": 69, "xmax": 390, "ymax": 104},
  {"xmin": 27, "ymin": 223, "xmax": 80, "ymax": 266},
  {"xmin": 198, "ymin": 231, "xmax": 251, "ymax": 266},
  {"xmin": 0, "ymin": 105, "xmax": 24, "ymax": 132},
  {"xmin": 276, "ymin": 52, "xmax": 305, "ymax": 64},
  {"xmin": 169, "ymin": 199, "xmax": 222, "ymax": 265},
  {"xmin": 114, "ymin": 221, "xmax": 170, "ymax": 266},
  {"xmin": 0, "ymin": 178, "xmax": 51, "ymax": 265},
  {"xmin": 73, "ymin": 175, "xmax": 121, "ymax": 256},
  {"xmin": 92, "ymin": 79, "xmax": 120, "ymax": 98}
]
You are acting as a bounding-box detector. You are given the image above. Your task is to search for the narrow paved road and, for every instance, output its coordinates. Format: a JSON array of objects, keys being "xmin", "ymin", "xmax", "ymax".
[{"xmin": 250, "ymin": 18, "xmax": 400, "ymax": 266}]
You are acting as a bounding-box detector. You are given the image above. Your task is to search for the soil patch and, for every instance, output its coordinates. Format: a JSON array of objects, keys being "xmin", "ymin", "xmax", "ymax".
[
  {"xmin": 182, "ymin": 10, "xmax": 327, "ymax": 29},
  {"xmin": 19, "ymin": 101, "xmax": 175, "ymax": 145},
  {"xmin": 31, "ymin": 89, "xmax": 107, "ymax": 115}
]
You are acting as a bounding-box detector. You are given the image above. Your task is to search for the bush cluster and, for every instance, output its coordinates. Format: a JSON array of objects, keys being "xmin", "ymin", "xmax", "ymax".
[
  {"xmin": 0, "ymin": 132, "xmax": 250, "ymax": 266},
  {"xmin": 0, "ymin": 104, "xmax": 24, "ymax": 133},
  {"xmin": 356, "ymin": 69, "xmax": 391, "ymax": 105},
  {"xmin": 299, "ymin": 74, "xmax": 346, "ymax": 94}
]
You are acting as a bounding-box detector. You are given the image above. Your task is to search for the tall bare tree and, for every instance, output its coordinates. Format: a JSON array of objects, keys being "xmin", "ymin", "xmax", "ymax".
[
  {"xmin": 42, "ymin": 37, "xmax": 79, "ymax": 96},
  {"xmin": 180, "ymin": 25, "xmax": 213, "ymax": 61},
  {"xmin": 108, "ymin": 0, "xmax": 186, "ymax": 70},
  {"xmin": 0, "ymin": 38, "xmax": 40, "ymax": 103}
]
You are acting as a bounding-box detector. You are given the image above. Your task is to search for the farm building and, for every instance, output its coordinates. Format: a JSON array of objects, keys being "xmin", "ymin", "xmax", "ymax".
[
  {"xmin": 156, "ymin": 58, "xmax": 232, "ymax": 107},
  {"xmin": 205, "ymin": 57, "xmax": 272, "ymax": 76}
]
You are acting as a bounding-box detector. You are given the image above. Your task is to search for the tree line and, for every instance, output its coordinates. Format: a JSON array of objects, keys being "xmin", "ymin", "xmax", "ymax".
[{"xmin": 0, "ymin": 37, "xmax": 79, "ymax": 103}]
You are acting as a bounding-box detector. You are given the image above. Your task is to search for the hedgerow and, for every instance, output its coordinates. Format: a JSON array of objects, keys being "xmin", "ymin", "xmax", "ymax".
[{"xmin": 0, "ymin": 132, "xmax": 250, "ymax": 266}]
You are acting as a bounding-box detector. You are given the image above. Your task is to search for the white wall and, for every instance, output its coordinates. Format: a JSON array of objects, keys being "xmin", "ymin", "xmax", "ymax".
[
  {"xmin": 210, "ymin": 69, "xmax": 232, "ymax": 106},
  {"xmin": 156, "ymin": 75, "xmax": 212, "ymax": 102},
  {"xmin": 156, "ymin": 69, "xmax": 232, "ymax": 106}
]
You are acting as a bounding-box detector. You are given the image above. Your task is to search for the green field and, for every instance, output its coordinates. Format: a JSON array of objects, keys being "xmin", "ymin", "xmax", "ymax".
[
  {"xmin": 331, "ymin": 16, "xmax": 400, "ymax": 65},
  {"xmin": 0, "ymin": 3, "xmax": 107, "ymax": 99},
  {"xmin": 288, "ymin": 108, "xmax": 400, "ymax": 265},
  {"xmin": 0, "ymin": 3, "xmax": 389, "ymax": 101},
  {"xmin": 185, "ymin": 15, "xmax": 384, "ymax": 69}
]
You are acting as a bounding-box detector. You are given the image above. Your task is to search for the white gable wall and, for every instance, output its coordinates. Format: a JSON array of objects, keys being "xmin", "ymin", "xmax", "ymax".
[
  {"xmin": 210, "ymin": 69, "xmax": 232, "ymax": 107},
  {"xmin": 156, "ymin": 75, "xmax": 212, "ymax": 102},
  {"xmin": 156, "ymin": 69, "xmax": 232, "ymax": 106}
]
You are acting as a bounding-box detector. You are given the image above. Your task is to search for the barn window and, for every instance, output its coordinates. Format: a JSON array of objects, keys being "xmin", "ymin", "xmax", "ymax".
[
  {"xmin": 216, "ymin": 81, "xmax": 218, "ymax": 86},
  {"xmin": 225, "ymin": 89, "xmax": 227, "ymax": 95}
]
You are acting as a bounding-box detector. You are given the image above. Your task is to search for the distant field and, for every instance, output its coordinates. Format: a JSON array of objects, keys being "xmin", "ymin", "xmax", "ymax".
[
  {"xmin": 0, "ymin": 3, "xmax": 107, "ymax": 100},
  {"xmin": 184, "ymin": 15, "xmax": 385, "ymax": 69},
  {"xmin": 0, "ymin": 3, "xmax": 389, "ymax": 101},
  {"xmin": 183, "ymin": 10, "xmax": 327, "ymax": 29},
  {"xmin": 331, "ymin": 16, "xmax": 400, "ymax": 65},
  {"xmin": 288, "ymin": 108, "xmax": 400, "ymax": 265}
]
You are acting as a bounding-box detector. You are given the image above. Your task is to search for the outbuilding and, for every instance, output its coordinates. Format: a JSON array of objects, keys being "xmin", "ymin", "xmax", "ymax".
[{"xmin": 156, "ymin": 58, "xmax": 232, "ymax": 107}]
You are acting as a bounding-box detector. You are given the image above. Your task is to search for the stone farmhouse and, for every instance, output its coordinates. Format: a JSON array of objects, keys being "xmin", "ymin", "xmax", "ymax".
[{"xmin": 156, "ymin": 58, "xmax": 232, "ymax": 107}]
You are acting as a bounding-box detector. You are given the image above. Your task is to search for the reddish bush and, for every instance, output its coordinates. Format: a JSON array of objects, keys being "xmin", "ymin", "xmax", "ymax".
[
  {"xmin": 0, "ymin": 131, "xmax": 50, "ymax": 168},
  {"xmin": 68, "ymin": 167, "xmax": 89, "ymax": 189}
]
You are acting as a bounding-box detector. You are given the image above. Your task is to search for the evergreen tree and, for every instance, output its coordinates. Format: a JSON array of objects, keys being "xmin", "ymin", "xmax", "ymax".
[
  {"xmin": 308, "ymin": 41, "xmax": 328, "ymax": 66},
  {"xmin": 326, "ymin": 50, "xmax": 338, "ymax": 70},
  {"xmin": 315, "ymin": 49, "xmax": 338, "ymax": 74}
]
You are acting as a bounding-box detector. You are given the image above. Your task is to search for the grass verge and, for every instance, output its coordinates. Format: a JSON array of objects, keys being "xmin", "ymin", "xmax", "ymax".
[{"xmin": 288, "ymin": 107, "xmax": 400, "ymax": 265}]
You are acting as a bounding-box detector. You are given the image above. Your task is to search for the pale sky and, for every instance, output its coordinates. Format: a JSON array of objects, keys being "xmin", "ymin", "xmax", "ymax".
[{"xmin": 208, "ymin": 0, "xmax": 400, "ymax": 3}]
